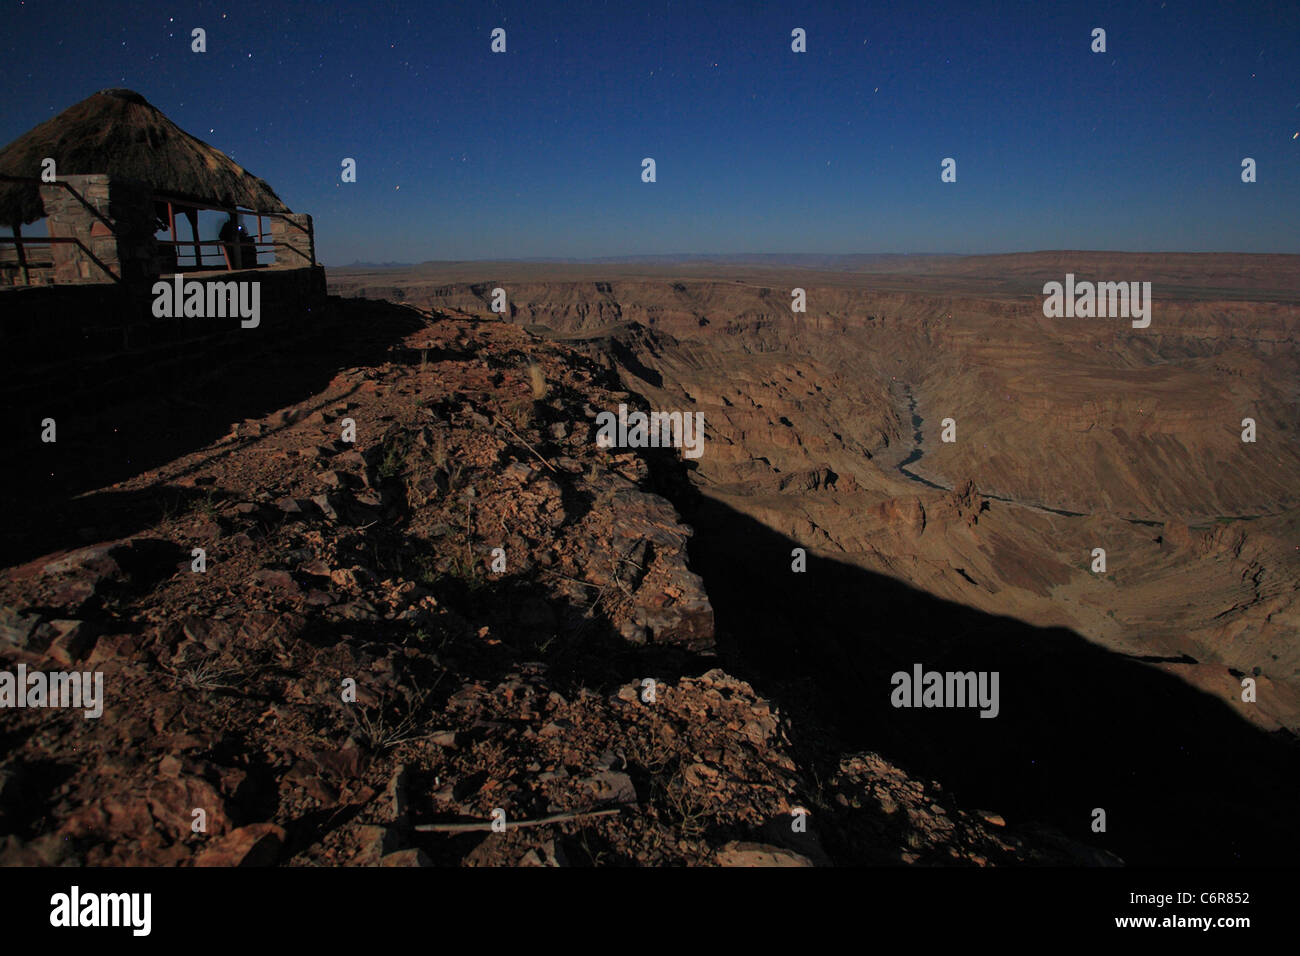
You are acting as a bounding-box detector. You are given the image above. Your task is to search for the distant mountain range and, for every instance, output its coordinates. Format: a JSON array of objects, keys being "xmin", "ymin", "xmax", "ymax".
[{"xmin": 334, "ymin": 253, "xmax": 967, "ymax": 271}]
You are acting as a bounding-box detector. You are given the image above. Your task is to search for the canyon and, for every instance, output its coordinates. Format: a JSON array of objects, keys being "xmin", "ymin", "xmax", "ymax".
[
  {"xmin": 326, "ymin": 253, "xmax": 1300, "ymax": 863},
  {"xmin": 331, "ymin": 252, "xmax": 1300, "ymax": 729}
]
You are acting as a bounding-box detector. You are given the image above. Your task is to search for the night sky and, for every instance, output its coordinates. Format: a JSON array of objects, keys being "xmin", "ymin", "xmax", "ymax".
[{"xmin": 3, "ymin": 0, "xmax": 1297, "ymax": 264}]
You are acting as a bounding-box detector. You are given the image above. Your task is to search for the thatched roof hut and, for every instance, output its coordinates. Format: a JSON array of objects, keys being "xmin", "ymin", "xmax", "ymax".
[{"xmin": 0, "ymin": 88, "xmax": 289, "ymax": 228}]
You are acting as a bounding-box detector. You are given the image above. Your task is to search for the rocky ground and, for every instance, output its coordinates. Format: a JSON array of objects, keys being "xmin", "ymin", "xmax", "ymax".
[{"xmin": 0, "ymin": 301, "xmax": 1113, "ymax": 866}]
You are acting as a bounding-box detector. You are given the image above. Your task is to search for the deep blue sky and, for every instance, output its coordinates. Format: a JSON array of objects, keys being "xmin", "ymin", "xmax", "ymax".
[{"xmin": 3, "ymin": 0, "xmax": 1298, "ymax": 264}]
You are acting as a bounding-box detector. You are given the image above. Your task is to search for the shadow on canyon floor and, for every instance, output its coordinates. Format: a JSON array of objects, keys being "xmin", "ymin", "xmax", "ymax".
[{"xmin": 680, "ymin": 491, "xmax": 1300, "ymax": 867}]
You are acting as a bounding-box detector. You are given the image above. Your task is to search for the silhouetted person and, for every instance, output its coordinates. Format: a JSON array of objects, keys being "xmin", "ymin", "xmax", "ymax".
[{"xmin": 219, "ymin": 212, "xmax": 258, "ymax": 270}]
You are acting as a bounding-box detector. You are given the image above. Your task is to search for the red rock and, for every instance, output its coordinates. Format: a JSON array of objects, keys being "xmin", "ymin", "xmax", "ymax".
[
  {"xmin": 194, "ymin": 823, "xmax": 285, "ymax": 867},
  {"xmin": 715, "ymin": 841, "xmax": 814, "ymax": 867},
  {"xmin": 251, "ymin": 569, "xmax": 300, "ymax": 596},
  {"xmin": 43, "ymin": 619, "xmax": 97, "ymax": 664},
  {"xmin": 380, "ymin": 848, "xmax": 433, "ymax": 867},
  {"xmin": 145, "ymin": 776, "xmax": 232, "ymax": 838}
]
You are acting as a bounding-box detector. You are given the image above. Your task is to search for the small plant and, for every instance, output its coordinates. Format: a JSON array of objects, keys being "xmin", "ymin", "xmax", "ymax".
[
  {"xmin": 412, "ymin": 553, "xmax": 440, "ymax": 588},
  {"xmin": 624, "ymin": 729, "xmax": 672, "ymax": 777},
  {"xmin": 595, "ymin": 482, "xmax": 618, "ymax": 510},
  {"xmin": 412, "ymin": 545, "xmax": 487, "ymax": 595},
  {"xmin": 160, "ymin": 493, "xmax": 186, "ymax": 523},
  {"xmin": 188, "ymin": 490, "xmax": 222, "ymax": 518},
  {"xmin": 428, "ymin": 430, "xmax": 450, "ymax": 471},
  {"xmin": 446, "ymin": 461, "xmax": 468, "ymax": 494},
  {"xmin": 447, "ymin": 547, "xmax": 488, "ymax": 594},
  {"xmin": 658, "ymin": 761, "xmax": 712, "ymax": 838},
  {"xmin": 348, "ymin": 682, "xmax": 442, "ymax": 752},
  {"xmin": 527, "ymin": 362, "xmax": 548, "ymax": 400},
  {"xmin": 405, "ymin": 626, "xmax": 448, "ymax": 652},
  {"xmin": 170, "ymin": 658, "xmax": 243, "ymax": 693},
  {"xmin": 349, "ymin": 702, "xmax": 426, "ymax": 752},
  {"xmin": 502, "ymin": 392, "xmax": 535, "ymax": 430},
  {"xmin": 378, "ymin": 432, "xmax": 412, "ymax": 481}
]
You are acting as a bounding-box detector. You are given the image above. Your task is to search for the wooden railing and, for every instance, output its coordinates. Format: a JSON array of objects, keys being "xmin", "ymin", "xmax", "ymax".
[
  {"xmin": 0, "ymin": 175, "xmax": 313, "ymax": 286},
  {"xmin": 152, "ymin": 193, "xmax": 311, "ymax": 271},
  {"xmin": 0, "ymin": 235, "xmax": 120, "ymax": 285}
]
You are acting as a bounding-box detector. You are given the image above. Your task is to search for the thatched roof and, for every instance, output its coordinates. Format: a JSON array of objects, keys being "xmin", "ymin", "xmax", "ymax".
[{"xmin": 0, "ymin": 88, "xmax": 290, "ymax": 227}]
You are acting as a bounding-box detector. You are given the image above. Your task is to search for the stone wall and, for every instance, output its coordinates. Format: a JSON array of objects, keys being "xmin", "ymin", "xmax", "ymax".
[
  {"xmin": 1, "ymin": 265, "xmax": 329, "ymax": 414},
  {"xmin": 269, "ymin": 213, "xmax": 315, "ymax": 267},
  {"xmin": 0, "ymin": 241, "xmax": 55, "ymax": 287},
  {"xmin": 40, "ymin": 174, "xmax": 119, "ymax": 283}
]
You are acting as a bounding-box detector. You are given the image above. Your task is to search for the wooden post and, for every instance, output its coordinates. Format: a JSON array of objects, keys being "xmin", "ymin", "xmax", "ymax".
[
  {"xmin": 14, "ymin": 222, "xmax": 29, "ymax": 285},
  {"xmin": 167, "ymin": 202, "xmax": 177, "ymax": 271},
  {"xmin": 183, "ymin": 207, "xmax": 200, "ymax": 268},
  {"xmin": 223, "ymin": 209, "xmax": 235, "ymax": 269},
  {"xmin": 193, "ymin": 209, "xmax": 203, "ymax": 268}
]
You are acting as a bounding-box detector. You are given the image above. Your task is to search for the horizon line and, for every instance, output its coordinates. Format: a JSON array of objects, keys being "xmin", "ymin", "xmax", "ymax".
[{"xmin": 329, "ymin": 249, "xmax": 1300, "ymax": 269}]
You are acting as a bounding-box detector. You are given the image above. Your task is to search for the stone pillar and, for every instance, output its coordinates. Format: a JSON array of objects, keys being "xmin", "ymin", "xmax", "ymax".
[
  {"xmin": 105, "ymin": 178, "xmax": 158, "ymax": 284},
  {"xmin": 41, "ymin": 174, "xmax": 115, "ymax": 283},
  {"xmin": 269, "ymin": 213, "xmax": 315, "ymax": 267}
]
